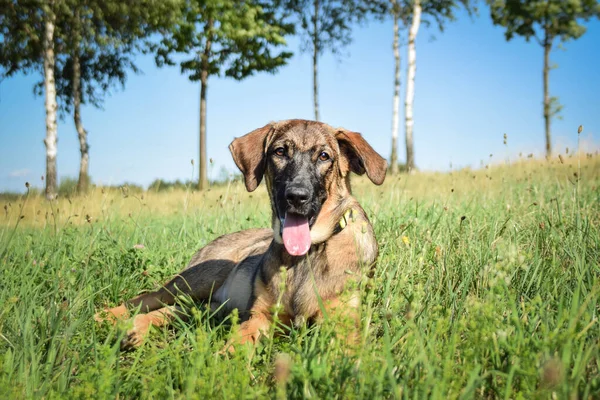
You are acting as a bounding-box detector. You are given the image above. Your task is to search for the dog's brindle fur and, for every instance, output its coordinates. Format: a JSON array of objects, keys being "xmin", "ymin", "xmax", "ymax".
[{"xmin": 96, "ymin": 119, "xmax": 387, "ymax": 350}]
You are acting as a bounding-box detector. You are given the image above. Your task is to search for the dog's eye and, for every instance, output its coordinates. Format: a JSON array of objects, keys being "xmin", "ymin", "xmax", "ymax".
[
  {"xmin": 274, "ymin": 147, "xmax": 285, "ymax": 157},
  {"xmin": 318, "ymin": 151, "xmax": 330, "ymax": 162}
]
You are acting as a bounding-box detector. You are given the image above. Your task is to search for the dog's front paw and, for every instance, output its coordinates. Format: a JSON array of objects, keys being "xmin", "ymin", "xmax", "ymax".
[
  {"xmin": 120, "ymin": 314, "xmax": 152, "ymax": 350},
  {"xmin": 219, "ymin": 328, "xmax": 261, "ymax": 355},
  {"xmin": 219, "ymin": 340, "xmax": 237, "ymax": 355}
]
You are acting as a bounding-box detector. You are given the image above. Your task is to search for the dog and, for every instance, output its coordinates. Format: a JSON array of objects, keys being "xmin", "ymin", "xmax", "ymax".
[{"xmin": 95, "ymin": 119, "xmax": 387, "ymax": 351}]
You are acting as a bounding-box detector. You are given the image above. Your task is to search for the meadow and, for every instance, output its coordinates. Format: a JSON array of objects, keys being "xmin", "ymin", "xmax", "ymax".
[{"xmin": 1, "ymin": 154, "xmax": 599, "ymax": 399}]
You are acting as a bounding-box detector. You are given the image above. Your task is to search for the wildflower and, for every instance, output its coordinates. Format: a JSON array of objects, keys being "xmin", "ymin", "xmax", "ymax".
[{"xmin": 401, "ymin": 236, "xmax": 410, "ymax": 246}]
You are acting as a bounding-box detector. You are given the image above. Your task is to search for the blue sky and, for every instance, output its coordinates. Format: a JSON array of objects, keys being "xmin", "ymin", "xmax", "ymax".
[{"xmin": 1, "ymin": 8, "xmax": 599, "ymax": 193}]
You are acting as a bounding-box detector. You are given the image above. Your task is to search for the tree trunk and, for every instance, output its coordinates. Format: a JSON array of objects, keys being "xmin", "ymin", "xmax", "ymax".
[
  {"xmin": 43, "ymin": 3, "xmax": 58, "ymax": 200},
  {"xmin": 198, "ymin": 19, "xmax": 213, "ymax": 191},
  {"xmin": 199, "ymin": 77, "xmax": 208, "ymax": 191},
  {"xmin": 312, "ymin": 0, "xmax": 320, "ymax": 121},
  {"xmin": 405, "ymin": 0, "xmax": 421, "ymax": 173},
  {"xmin": 390, "ymin": 3, "xmax": 400, "ymax": 175},
  {"xmin": 543, "ymin": 30, "xmax": 552, "ymax": 157},
  {"xmin": 73, "ymin": 12, "xmax": 89, "ymax": 194}
]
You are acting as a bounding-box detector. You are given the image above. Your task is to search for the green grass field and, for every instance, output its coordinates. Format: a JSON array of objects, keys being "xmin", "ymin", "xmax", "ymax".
[{"xmin": 1, "ymin": 156, "xmax": 599, "ymax": 399}]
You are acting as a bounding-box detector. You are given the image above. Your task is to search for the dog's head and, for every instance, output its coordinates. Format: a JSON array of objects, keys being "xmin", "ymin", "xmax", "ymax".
[{"xmin": 229, "ymin": 119, "xmax": 387, "ymax": 256}]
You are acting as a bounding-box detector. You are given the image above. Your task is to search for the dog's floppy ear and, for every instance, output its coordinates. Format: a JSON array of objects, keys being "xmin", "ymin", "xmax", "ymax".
[
  {"xmin": 336, "ymin": 129, "xmax": 387, "ymax": 185},
  {"xmin": 229, "ymin": 123, "xmax": 274, "ymax": 192}
]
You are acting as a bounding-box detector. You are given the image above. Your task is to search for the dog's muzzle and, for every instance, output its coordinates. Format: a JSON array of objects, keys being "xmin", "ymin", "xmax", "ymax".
[{"xmin": 277, "ymin": 184, "xmax": 318, "ymax": 257}]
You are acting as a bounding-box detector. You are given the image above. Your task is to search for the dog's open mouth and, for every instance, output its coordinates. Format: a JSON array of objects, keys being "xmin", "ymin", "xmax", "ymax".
[{"xmin": 281, "ymin": 212, "xmax": 312, "ymax": 256}]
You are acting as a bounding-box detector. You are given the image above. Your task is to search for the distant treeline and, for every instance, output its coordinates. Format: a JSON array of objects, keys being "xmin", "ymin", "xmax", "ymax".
[{"xmin": 0, "ymin": 173, "xmax": 244, "ymax": 200}]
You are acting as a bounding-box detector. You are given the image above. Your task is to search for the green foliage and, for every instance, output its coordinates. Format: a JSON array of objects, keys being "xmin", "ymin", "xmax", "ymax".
[
  {"xmin": 58, "ymin": 176, "xmax": 79, "ymax": 196},
  {"xmin": 155, "ymin": 0, "xmax": 294, "ymax": 81},
  {"xmin": 372, "ymin": 0, "xmax": 475, "ymax": 31},
  {"xmin": 389, "ymin": 162, "xmax": 409, "ymax": 173},
  {"xmin": 0, "ymin": 0, "xmax": 179, "ymax": 111},
  {"xmin": 285, "ymin": 0, "xmax": 383, "ymax": 57},
  {"xmin": 148, "ymin": 175, "xmax": 241, "ymax": 192},
  {"xmin": 419, "ymin": 0, "xmax": 476, "ymax": 30},
  {"xmin": 148, "ymin": 179, "xmax": 195, "ymax": 192},
  {"xmin": 487, "ymin": 0, "xmax": 600, "ymax": 43},
  {"xmin": 53, "ymin": 0, "xmax": 181, "ymax": 113},
  {"xmin": 0, "ymin": 0, "xmax": 44, "ymax": 77}
]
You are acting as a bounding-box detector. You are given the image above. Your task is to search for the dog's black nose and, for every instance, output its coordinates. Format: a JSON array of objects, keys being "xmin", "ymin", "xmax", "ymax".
[{"xmin": 286, "ymin": 186, "xmax": 310, "ymax": 208}]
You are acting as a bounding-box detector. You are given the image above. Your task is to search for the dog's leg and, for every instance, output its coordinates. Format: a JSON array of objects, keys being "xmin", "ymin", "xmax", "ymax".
[
  {"xmin": 239, "ymin": 312, "xmax": 272, "ymax": 346},
  {"xmin": 315, "ymin": 291, "xmax": 361, "ymax": 348},
  {"xmin": 95, "ymin": 259, "xmax": 236, "ymax": 325},
  {"xmin": 94, "ymin": 278, "xmax": 185, "ymax": 325},
  {"xmin": 120, "ymin": 305, "xmax": 187, "ymax": 350},
  {"xmin": 221, "ymin": 311, "xmax": 271, "ymax": 354},
  {"xmin": 221, "ymin": 291, "xmax": 278, "ymax": 354}
]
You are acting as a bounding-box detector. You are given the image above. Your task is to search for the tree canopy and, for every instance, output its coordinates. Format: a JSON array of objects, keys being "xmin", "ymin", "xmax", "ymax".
[
  {"xmin": 155, "ymin": 0, "xmax": 294, "ymax": 80},
  {"xmin": 488, "ymin": 0, "xmax": 600, "ymax": 43}
]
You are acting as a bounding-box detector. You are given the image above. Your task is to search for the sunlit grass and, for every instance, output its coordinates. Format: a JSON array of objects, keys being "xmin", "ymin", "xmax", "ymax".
[{"xmin": 1, "ymin": 155, "xmax": 599, "ymax": 398}]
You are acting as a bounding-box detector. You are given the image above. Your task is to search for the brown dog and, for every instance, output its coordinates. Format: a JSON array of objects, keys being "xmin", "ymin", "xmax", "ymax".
[{"xmin": 95, "ymin": 119, "xmax": 387, "ymax": 350}]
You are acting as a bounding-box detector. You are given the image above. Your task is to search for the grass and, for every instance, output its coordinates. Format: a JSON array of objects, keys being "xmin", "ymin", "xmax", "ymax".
[{"xmin": 1, "ymin": 155, "xmax": 599, "ymax": 399}]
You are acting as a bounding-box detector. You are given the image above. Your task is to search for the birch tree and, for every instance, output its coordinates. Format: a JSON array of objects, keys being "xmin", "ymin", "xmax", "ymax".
[
  {"xmin": 404, "ymin": 0, "xmax": 421, "ymax": 173},
  {"xmin": 487, "ymin": 0, "xmax": 600, "ymax": 157},
  {"xmin": 155, "ymin": 0, "xmax": 293, "ymax": 190},
  {"xmin": 401, "ymin": 0, "xmax": 472, "ymax": 172},
  {"xmin": 0, "ymin": 0, "xmax": 63, "ymax": 199},
  {"xmin": 43, "ymin": 2, "xmax": 59, "ymax": 199}
]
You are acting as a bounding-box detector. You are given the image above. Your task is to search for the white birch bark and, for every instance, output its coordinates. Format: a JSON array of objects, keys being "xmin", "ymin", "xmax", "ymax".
[
  {"xmin": 43, "ymin": 4, "xmax": 58, "ymax": 199},
  {"xmin": 405, "ymin": 0, "xmax": 421, "ymax": 173},
  {"xmin": 390, "ymin": 1, "xmax": 400, "ymax": 175}
]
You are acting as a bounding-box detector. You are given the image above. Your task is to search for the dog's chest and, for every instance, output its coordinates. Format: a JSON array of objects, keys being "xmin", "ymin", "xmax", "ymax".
[{"xmin": 270, "ymin": 249, "xmax": 347, "ymax": 325}]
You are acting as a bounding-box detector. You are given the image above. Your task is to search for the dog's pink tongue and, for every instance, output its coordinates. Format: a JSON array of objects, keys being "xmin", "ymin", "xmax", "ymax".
[{"xmin": 282, "ymin": 213, "xmax": 311, "ymax": 256}]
